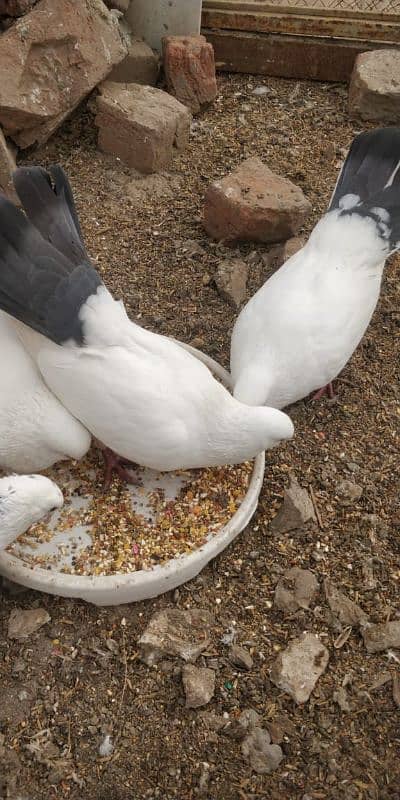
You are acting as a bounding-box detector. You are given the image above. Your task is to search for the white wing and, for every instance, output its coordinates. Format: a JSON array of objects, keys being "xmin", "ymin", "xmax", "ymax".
[{"xmin": 231, "ymin": 211, "xmax": 385, "ymax": 408}]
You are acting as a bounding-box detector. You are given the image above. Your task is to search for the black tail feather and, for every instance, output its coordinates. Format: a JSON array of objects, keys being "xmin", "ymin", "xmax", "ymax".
[
  {"xmin": 329, "ymin": 127, "xmax": 400, "ymax": 210},
  {"xmin": 330, "ymin": 127, "xmax": 400, "ymax": 252},
  {"xmin": 0, "ymin": 193, "xmax": 101, "ymax": 345},
  {"xmin": 12, "ymin": 165, "xmax": 88, "ymax": 266}
]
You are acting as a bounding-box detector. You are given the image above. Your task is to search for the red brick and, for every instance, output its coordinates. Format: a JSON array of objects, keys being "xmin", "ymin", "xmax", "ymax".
[
  {"xmin": 162, "ymin": 34, "xmax": 217, "ymax": 114},
  {"xmin": 204, "ymin": 157, "xmax": 311, "ymax": 244},
  {"xmin": 95, "ymin": 82, "xmax": 191, "ymax": 173},
  {"xmin": 108, "ymin": 37, "xmax": 159, "ymax": 86}
]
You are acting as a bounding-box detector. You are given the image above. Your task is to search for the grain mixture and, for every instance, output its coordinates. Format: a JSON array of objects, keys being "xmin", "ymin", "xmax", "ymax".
[{"xmin": 7, "ymin": 453, "xmax": 253, "ymax": 575}]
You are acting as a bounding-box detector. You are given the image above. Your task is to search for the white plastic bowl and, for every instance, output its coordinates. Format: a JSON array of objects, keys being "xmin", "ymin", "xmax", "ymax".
[{"xmin": 0, "ymin": 345, "xmax": 265, "ymax": 606}]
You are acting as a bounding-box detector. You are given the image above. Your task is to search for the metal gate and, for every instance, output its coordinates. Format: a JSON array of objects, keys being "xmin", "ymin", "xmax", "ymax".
[{"xmin": 202, "ymin": 0, "xmax": 400, "ymax": 80}]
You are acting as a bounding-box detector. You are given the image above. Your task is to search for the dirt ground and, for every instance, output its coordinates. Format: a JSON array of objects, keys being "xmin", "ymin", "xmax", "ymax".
[{"xmin": 0, "ymin": 73, "xmax": 399, "ymax": 800}]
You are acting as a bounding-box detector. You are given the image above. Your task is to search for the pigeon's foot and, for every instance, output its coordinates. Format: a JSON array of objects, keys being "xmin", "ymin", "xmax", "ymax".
[
  {"xmin": 312, "ymin": 382, "xmax": 335, "ymax": 401},
  {"xmin": 101, "ymin": 447, "xmax": 141, "ymax": 492}
]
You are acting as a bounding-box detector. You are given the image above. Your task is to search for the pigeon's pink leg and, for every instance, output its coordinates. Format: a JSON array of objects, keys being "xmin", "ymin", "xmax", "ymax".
[
  {"xmin": 312, "ymin": 382, "xmax": 335, "ymax": 401},
  {"xmin": 101, "ymin": 448, "xmax": 140, "ymax": 492}
]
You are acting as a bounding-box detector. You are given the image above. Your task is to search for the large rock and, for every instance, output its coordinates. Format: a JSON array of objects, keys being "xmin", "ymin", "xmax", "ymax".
[
  {"xmin": 108, "ymin": 37, "xmax": 159, "ymax": 85},
  {"xmin": 270, "ymin": 632, "xmax": 329, "ymax": 704},
  {"xmin": 349, "ymin": 50, "xmax": 400, "ymax": 123},
  {"xmin": 162, "ymin": 34, "xmax": 217, "ymax": 114},
  {"xmin": 0, "ymin": 126, "xmax": 17, "ymax": 201},
  {"xmin": 0, "ymin": 0, "xmax": 127, "ymax": 148},
  {"xmin": 95, "ymin": 81, "xmax": 191, "ymax": 172},
  {"xmin": 204, "ymin": 158, "xmax": 311, "ymax": 244},
  {"xmin": 138, "ymin": 607, "xmax": 213, "ymax": 665}
]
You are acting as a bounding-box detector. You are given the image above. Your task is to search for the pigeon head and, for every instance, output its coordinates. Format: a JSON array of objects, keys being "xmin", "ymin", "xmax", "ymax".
[
  {"xmin": 243, "ymin": 405, "xmax": 295, "ymax": 453},
  {"xmin": 0, "ymin": 474, "xmax": 63, "ymax": 549},
  {"xmin": 210, "ymin": 401, "xmax": 294, "ymax": 467}
]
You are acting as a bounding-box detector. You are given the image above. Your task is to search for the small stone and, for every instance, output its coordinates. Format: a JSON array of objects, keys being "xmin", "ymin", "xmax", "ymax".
[
  {"xmin": 362, "ymin": 621, "xmax": 400, "ymax": 653},
  {"xmin": 270, "ymin": 632, "xmax": 329, "ymax": 704},
  {"xmin": 324, "ymin": 579, "xmax": 369, "ymax": 627},
  {"xmin": 266, "ymin": 715, "xmax": 295, "ymax": 744},
  {"xmin": 270, "ymin": 476, "xmax": 316, "ymax": 535},
  {"xmin": 333, "ymin": 686, "xmax": 351, "ymax": 712},
  {"xmin": 361, "ymin": 558, "xmax": 377, "ymax": 590},
  {"xmin": 95, "ymin": 82, "xmax": 191, "ymax": 173},
  {"xmin": 263, "ymin": 236, "xmax": 305, "ymax": 271},
  {"xmin": 198, "ymin": 762, "xmax": 211, "ymax": 796},
  {"xmin": 349, "ymin": 50, "xmax": 400, "ymax": 123},
  {"xmin": 8, "ymin": 608, "xmax": 50, "ymax": 640},
  {"xmin": 189, "ymin": 336, "xmax": 205, "ymax": 350},
  {"xmin": 252, "ymin": 86, "xmax": 270, "ymax": 96},
  {"xmin": 274, "ymin": 567, "xmax": 319, "ymax": 613},
  {"xmin": 179, "ymin": 239, "xmax": 206, "ymax": 257},
  {"xmin": 108, "ymin": 37, "xmax": 159, "ymax": 85},
  {"xmin": 138, "ymin": 607, "xmax": 213, "ymax": 665},
  {"xmin": 241, "ymin": 727, "xmax": 283, "ymax": 774},
  {"xmin": 204, "ymin": 157, "xmax": 311, "ymax": 244},
  {"xmin": 222, "ymin": 720, "xmax": 248, "ymax": 741},
  {"xmin": 238, "ymin": 708, "xmax": 261, "ymax": 732},
  {"xmin": 335, "ymin": 479, "xmax": 363, "ymax": 506},
  {"xmin": 198, "ymin": 711, "xmax": 227, "ymax": 732},
  {"xmin": 163, "ymin": 34, "xmax": 217, "ymax": 114},
  {"xmin": 99, "ymin": 735, "xmax": 114, "ymax": 757},
  {"xmin": 182, "ymin": 664, "xmax": 215, "ymax": 708},
  {"xmin": 267, "ymin": 721, "xmax": 285, "ymax": 744},
  {"xmin": 214, "ymin": 258, "xmax": 248, "ymax": 308},
  {"xmin": 229, "ymin": 644, "xmax": 253, "ymax": 670}
]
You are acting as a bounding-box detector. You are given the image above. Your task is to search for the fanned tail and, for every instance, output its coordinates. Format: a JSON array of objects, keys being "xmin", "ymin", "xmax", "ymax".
[
  {"xmin": 0, "ymin": 190, "xmax": 101, "ymax": 345},
  {"xmin": 13, "ymin": 165, "xmax": 88, "ymax": 265},
  {"xmin": 329, "ymin": 127, "xmax": 400, "ymax": 253}
]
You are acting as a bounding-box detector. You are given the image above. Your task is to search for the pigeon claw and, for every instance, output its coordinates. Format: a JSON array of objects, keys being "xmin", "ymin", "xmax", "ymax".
[
  {"xmin": 101, "ymin": 448, "xmax": 141, "ymax": 492},
  {"xmin": 311, "ymin": 382, "xmax": 336, "ymax": 402}
]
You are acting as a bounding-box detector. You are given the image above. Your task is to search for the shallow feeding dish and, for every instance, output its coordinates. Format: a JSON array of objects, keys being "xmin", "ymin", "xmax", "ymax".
[{"xmin": 0, "ymin": 344, "xmax": 265, "ymax": 606}]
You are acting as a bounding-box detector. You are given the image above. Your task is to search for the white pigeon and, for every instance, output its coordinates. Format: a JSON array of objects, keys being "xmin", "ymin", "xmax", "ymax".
[
  {"xmin": 0, "ymin": 310, "xmax": 91, "ymax": 473},
  {"xmin": 0, "ymin": 166, "xmax": 294, "ymax": 475},
  {"xmin": 230, "ymin": 127, "xmax": 400, "ymax": 409},
  {"xmin": 0, "ymin": 474, "xmax": 63, "ymax": 549}
]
